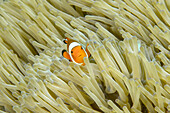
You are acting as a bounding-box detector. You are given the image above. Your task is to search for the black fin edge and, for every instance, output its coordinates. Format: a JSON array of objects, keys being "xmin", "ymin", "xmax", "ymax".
[
  {"xmin": 63, "ymin": 39, "xmax": 67, "ymax": 44},
  {"xmin": 62, "ymin": 49, "xmax": 67, "ymax": 56}
]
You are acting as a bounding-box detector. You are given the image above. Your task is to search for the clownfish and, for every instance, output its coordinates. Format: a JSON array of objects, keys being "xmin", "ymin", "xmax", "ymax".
[{"xmin": 62, "ymin": 38, "xmax": 91, "ymax": 66}]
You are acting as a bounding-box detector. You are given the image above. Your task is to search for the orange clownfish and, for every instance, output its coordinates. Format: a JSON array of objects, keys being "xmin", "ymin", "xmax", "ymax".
[{"xmin": 62, "ymin": 38, "xmax": 91, "ymax": 66}]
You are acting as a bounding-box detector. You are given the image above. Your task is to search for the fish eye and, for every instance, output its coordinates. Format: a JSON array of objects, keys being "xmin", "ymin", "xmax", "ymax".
[
  {"xmin": 81, "ymin": 47, "xmax": 83, "ymax": 49},
  {"xmin": 71, "ymin": 51, "xmax": 73, "ymax": 53}
]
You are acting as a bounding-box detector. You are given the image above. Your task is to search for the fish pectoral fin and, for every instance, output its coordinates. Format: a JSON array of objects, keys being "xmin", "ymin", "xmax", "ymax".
[
  {"xmin": 86, "ymin": 44, "xmax": 91, "ymax": 57},
  {"xmin": 82, "ymin": 63, "xmax": 85, "ymax": 66},
  {"xmin": 62, "ymin": 50, "xmax": 72, "ymax": 61}
]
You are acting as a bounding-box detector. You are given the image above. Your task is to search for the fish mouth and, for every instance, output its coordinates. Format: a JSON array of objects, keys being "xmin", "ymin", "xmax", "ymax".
[{"xmin": 78, "ymin": 54, "xmax": 82, "ymax": 57}]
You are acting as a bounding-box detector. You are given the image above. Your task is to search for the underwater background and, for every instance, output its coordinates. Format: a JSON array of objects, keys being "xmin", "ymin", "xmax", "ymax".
[{"xmin": 0, "ymin": 0, "xmax": 169, "ymax": 112}]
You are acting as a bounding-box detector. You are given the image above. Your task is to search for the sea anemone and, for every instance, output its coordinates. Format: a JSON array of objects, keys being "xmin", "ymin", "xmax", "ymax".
[{"xmin": 0, "ymin": 0, "xmax": 169, "ymax": 112}]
